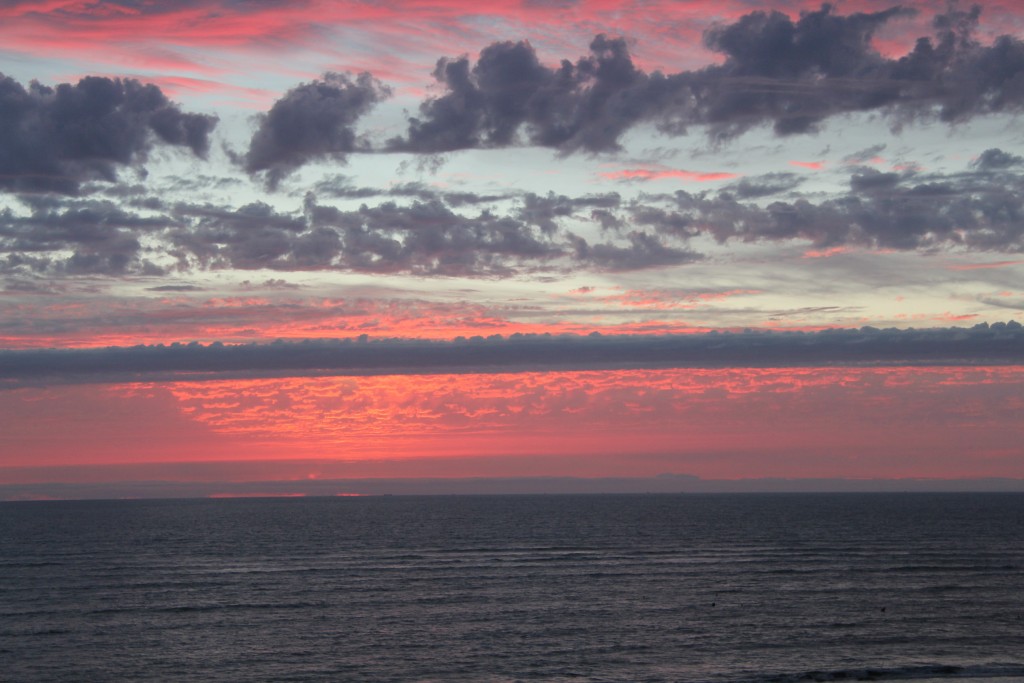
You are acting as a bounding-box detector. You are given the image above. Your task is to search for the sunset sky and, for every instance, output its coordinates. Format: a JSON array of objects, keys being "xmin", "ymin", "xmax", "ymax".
[{"xmin": 2, "ymin": 0, "xmax": 1023, "ymax": 499}]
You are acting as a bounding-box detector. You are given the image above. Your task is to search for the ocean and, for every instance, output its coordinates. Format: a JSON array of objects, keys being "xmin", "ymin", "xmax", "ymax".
[{"xmin": 2, "ymin": 493, "xmax": 1023, "ymax": 682}]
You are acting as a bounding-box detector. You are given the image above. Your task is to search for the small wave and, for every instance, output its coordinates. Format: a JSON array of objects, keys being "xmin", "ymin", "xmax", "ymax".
[
  {"xmin": 883, "ymin": 565, "xmax": 1017, "ymax": 574},
  {"xmin": 157, "ymin": 600, "xmax": 329, "ymax": 613},
  {"xmin": 753, "ymin": 663, "xmax": 1024, "ymax": 682},
  {"xmin": 0, "ymin": 627, "xmax": 71, "ymax": 637},
  {"xmin": 83, "ymin": 600, "xmax": 328, "ymax": 616}
]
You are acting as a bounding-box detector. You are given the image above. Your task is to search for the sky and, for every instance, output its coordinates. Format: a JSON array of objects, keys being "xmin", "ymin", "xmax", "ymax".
[{"xmin": 1, "ymin": 0, "xmax": 1023, "ymax": 499}]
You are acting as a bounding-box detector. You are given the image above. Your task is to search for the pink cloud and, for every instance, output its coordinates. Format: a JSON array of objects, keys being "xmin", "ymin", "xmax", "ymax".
[
  {"xmin": 600, "ymin": 288, "xmax": 759, "ymax": 309},
  {"xmin": 935, "ymin": 312, "xmax": 981, "ymax": 322},
  {"xmin": 601, "ymin": 167, "xmax": 738, "ymax": 182},
  {"xmin": 947, "ymin": 260, "xmax": 1024, "ymax": 271},
  {"xmin": 134, "ymin": 75, "xmax": 275, "ymax": 107},
  {"xmin": 789, "ymin": 160, "xmax": 826, "ymax": 170},
  {"xmin": 802, "ymin": 246, "xmax": 850, "ymax": 259},
  {"xmin": 3, "ymin": 0, "xmax": 1019, "ymax": 88}
]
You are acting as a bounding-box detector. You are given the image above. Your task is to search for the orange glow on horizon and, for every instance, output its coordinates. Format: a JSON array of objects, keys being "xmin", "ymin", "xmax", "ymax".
[{"xmin": 3, "ymin": 366, "xmax": 1021, "ymax": 482}]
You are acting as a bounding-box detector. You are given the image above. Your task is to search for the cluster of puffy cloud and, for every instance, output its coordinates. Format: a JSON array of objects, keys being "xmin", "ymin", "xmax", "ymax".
[
  {"xmin": 3, "ymin": 149, "xmax": 1023, "ymax": 279},
  {"xmin": 601, "ymin": 156, "xmax": 1024, "ymax": 256},
  {"xmin": 172, "ymin": 195, "xmax": 573, "ymax": 276},
  {"xmin": 242, "ymin": 72, "xmax": 391, "ymax": 189},
  {"xmin": 2, "ymin": 5, "xmax": 1024, "ymax": 279},
  {"xmin": 688, "ymin": 3, "xmax": 1024, "ymax": 136},
  {"xmin": 4, "ymin": 4, "xmax": 1024, "ymax": 189},
  {"xmin": 645, "ymin": 161, "xmax": 1024, "ymax": 252},
  {"xmin": 0, "ymin": 193, "xmax": 176, "ymax": 277},
  {"xmin": 0, "ymin": 73, "xmax": 216, "ymax": 195},
  {"xmin": 278, "ymin": 4, "xmax": 1024, "ymax": 168},
  {"xmin": 2, "ymin": 322, "xmax": 1021, "ymax": 387},
  {"xmin": 6, "ymin": 191, "xmax": 704, "ymax": 277},
  {"xmin": 207, "ymin": 3, "xmax": 1024, "ymax": 190}
]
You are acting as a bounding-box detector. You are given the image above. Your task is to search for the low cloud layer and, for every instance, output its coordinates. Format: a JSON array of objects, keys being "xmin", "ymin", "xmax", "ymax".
[{"xmin": 2, "ymin": 323, "xmax": 1021, "ymax": 387}]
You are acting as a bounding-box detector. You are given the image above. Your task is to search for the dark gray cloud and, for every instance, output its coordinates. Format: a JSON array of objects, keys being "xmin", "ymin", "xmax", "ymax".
[
  {"xmin": 301, "ymin": 191, "xmax": 695, "ymax": 274},
  {"xmin": 389, "ymin": 35, "xmax": 660, "ymax": 153},
  {"xmin": 310, "ymin": 177, "xmax": 436, "ymax": 201},
  {"xmin": 0, "ymin": 73, "xmax": 216, "ymax": 195},
  {"xmin": 239, "ymin": 278, "xmax": 301, "ymax": 290},
  {"xmin": 309, "ymin": 176, "xmax": 514, "ymax": 206},
  {"xmin": 972, "ymin": 148, "xmax": 1024, "ymax": 170},
  {"xmin": 7, "ymin": 151, "xmax": 1024, "ymax": 284},
  {"xmin": 146, "ymin": 284, "xmax": 205, "ymax": 292},
  {"xmin": 0, "ymin": 200, "xmax": 175, "ymax": 276},
  {"xmin": 166, "ymin": 191, "xmax": 684, "ymax": 276},
  {"xmin": 517, "ymin": 191, "xmax": 621, "ymax": 233},
  {"xmin": 307, "ymin": 196, "xmax": 562, "ymax": 276},
  {"xmin": 2, "ymin": 186, "xmax": 700, "ymax": 280},
  {"xmin": 244, "ymin": 72, "xmax": 390, "ymax": 188},
  {"xmin": 163, "ymin": 195, "xmax": 564, "ymax": 276},
  {"xmin": 569, "ymin": 231, "xmax": 701, "ymax": 271},
  {"xmin": 848, "ymin": 168, "xmax": 903, "ymax": 193},
  {"xmin": 720, "ymin": 172, "xmax": 804, "ymax": 199},
  {"xmin": 692, "ymin": 5, "xmax": 915, "ymax": 137},
  {"xmin": 168, "ymin": 200, "xmax": 316, "ymax": 270},
  {"xmin": 624, "ymin": 163, "xmax": 1024, "ymax": 252},
  {"xmin": 11, "ymin": 5, "xmax": 1018, "ymax": 193},
  {"xmin": 678, "ymin": 3, "xmax": 1024, "ymax": 138},
  {"xmin": 980, "ymin": 293, "xmax": 1024, "ymax": 312},
  {"xmin": 2, "ymin": 323, "xmax": 1020, "ymax": 387},
  {"xmin": 843, "ymin": 144, "xmax": 887, "ymax": 164},
  {"xmin": 383, "ymin": 5, "xmax": 1024, "ymax": 155}
]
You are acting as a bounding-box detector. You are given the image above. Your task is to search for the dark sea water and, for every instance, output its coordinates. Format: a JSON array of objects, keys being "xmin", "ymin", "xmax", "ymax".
[{"xmin": 2, "ymin": 493, "xmax": 1023, "ymax": 682}]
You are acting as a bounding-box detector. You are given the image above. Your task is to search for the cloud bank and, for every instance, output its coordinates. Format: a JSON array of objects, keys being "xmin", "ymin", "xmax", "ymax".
[{"xmin": 1, "ymin": 323, "xmax": 1021, "ymax": 387}]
